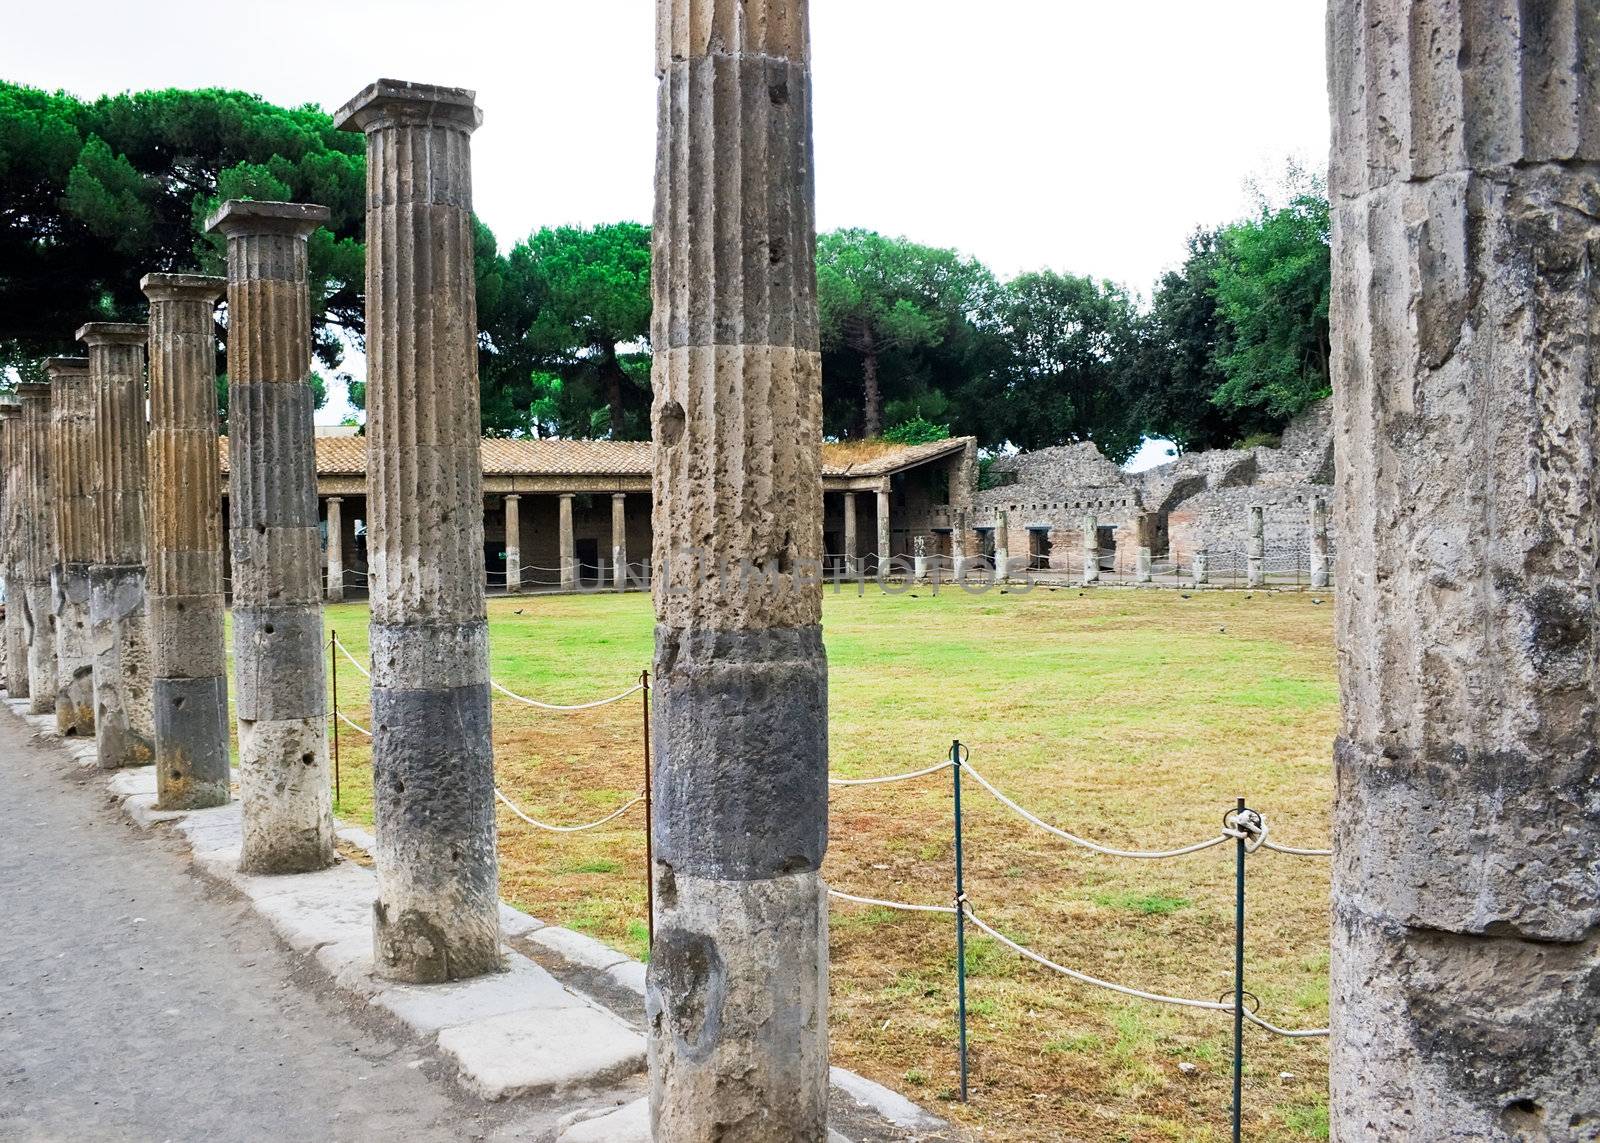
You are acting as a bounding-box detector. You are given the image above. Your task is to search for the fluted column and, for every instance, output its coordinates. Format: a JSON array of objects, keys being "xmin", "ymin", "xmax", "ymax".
[
  {"xmin": 205, "ymin": 201, "xmax": 335, "ymax": 874},
  {"xmin": 1308, "ymin": 495, "xmax": 1328, "ymax": 590},
  {"xmin": 558, "ymin": 493, "xmax": 576, "ymax": 590},
  {"xmin": 650, "ymin": 2, "xmax": 829, "ymax": 1135},
  {"xmin": 1329, "ymin": 5, "xmax": 1600, "ymax": 1136},
  {"xmin": 1245, "ymin": 504, "xmax": 1265, "ymax": 588},
  {"xmin": 1080, "ymin": 513, "xmax": 1099, "ymax": 584},
  {"xmin": 994, "ymin": 508, "xmax": 1010, "ymax": 582},
  {"xmin": 841, "ymin": 491, "xmax": 857, "ymax": 576},
  {"xmin": 47, "ymin": 358, "xmax": 95, "ymax": 735},
  {"xmin": 503, "ymin": 494, "xmax": 520, "ymax": 594},
  {"xmin": 324, "ymin": 497, "xmax": 345, "ymax": 602},
  {"xmin": 336, "ymin": 80, "xmax": 500, "ymax": 983},
  {"xmin": 77, "ymin": 323, "xmax": 154, "ymax": 769},
  {"xmin": 611, "ymin": 493, "xmax": 627, "ymax": 589},
  {"xmin": 0, "ymin": 403, "xmax": 27, "ymax": 698},
  {"xmin": 143, "ymin": 273, "xmax": 230, "ymax": 810},
  {"xmin": 875, "ymin": 482, "xmax": 891, "ymax": 575},
  {"xmin": 17, "ymin": 382, "xmax": 57, "ymax": 712}
]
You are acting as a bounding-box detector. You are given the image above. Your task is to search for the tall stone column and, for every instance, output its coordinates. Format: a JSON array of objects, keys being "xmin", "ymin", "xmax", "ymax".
[
  {"xmin": 611, "ymin": 492, "xmax": 626, "ymax": 589},
  {"xmin": 325, "ymin": 497, "xmax": 344, "ymax": 602},
  {"xmin": 17, "ymin": 382, "xmax": 58, "ymax": 712},
  {"xmin": 952, "ymin": 509, "xmax": 970, "ymax": 581},
  {"xmin": 1308, "ymin": 495, "xmax": 1329, "ymax": 590},
  {"xmin": 503, "ymin": 494, "xmax": 521, "ymax": 593},
  {"xmin": 47, "ymin": 358, "xmax": 95, "ymax": 736},
  {"xmin": 143, "ymin": 273, "xmax": 230, "ymax": 810},
  {"xmin": 1193, "ymin": 548, "xmax": 1209, "ymax": 586},
  {"xmin": 1081, "ymin": 514, "xmax": 1100, "ymax": 583},
  {"xmin": 650, "ymin": 0, "xmax": 830, "ymax": 1135},
  {"xmin": 336, "ymin": 80, "xmax": 500, "ymax": 983},
  {"xmin": 205, "ymin": 201, "xmax": 334, "ymax": 874},
  {"xmin": 1328, "ymin": 7, "xmax": 1600, "ymax": 1136},
  {"xmin": 1245, "ymin": 504, "xmax": 1264, "ymax": 588},
  {"xmin": 994, "ymin": 508, "xmax": 1010, "ymax": 582},
  {"xmin": 1135, "ymin": 546, "xmax": 1152, "ymax": 584},
  {"xmin": 558, "ymin": 492, "xmax": 576, "ymax": 590},
  {"xmin": 842, "ymin": 490, "xmax": 857, "ymax": 575},
  {"xmin": 875, "ymin": 482, "xmax": 891, "ymax": 575},
  {"xmin": 0, "ymin": 403, "xmax": 27, "ymax": 699},
  {"xmin": 77, "ymin": 323, "xmax": 155, "ymax": 769}
]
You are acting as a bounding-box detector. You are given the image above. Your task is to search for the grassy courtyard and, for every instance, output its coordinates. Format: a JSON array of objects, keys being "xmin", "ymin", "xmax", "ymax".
[{"xmin": 311, "ymin": 585, "xmax": 1336, "ymax": 1142}]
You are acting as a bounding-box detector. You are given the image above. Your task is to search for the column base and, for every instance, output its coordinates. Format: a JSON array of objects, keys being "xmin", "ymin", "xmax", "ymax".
[{"xmin": 154, "ymin": 675, "xmax": 232, "ymax": 810}]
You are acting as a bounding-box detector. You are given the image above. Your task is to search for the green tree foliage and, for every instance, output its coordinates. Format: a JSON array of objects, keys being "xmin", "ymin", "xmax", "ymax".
[
  {"xmin": 881, "ymin": 415, "xmax": 952, "ymax": 446},
  {"xmin": 992, "ymin": 271, "xmax": 1144, "ymax": 462}
]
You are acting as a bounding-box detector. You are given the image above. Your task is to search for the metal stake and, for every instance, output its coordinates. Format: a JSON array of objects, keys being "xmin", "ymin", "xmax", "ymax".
[
  {"xmin": 330, "ymin": 630, "xmax": 341, "ymax": 807},
  {"xmin": 953, "ymin": 738, "xmax": 970, "ymax": 1102},
  {"xmin": 1232, "ymin": 796, "xmax": 1247, "ymax": 1143}
]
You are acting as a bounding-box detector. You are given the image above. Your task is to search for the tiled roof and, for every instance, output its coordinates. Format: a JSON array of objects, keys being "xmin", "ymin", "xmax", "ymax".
[{"xmin": 217, "ymin": 435, "xmax": 972, "ymax": 479}]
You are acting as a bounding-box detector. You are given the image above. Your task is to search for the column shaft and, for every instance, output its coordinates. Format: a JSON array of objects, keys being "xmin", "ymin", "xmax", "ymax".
[
  {"xmin": 1193, "ymin": 548, "xmax": 1209, "ymax": 586},
  {"xmin": 558, "ymin": 493, "xmax": 576, "ymax": 591},
  {"xmin": 46, "ymin": 359, "xmax": 95, "ymax": 735},
  {"xmin": 994, "ymin": 508, "xmax": 1010, "ymax": 582},
  {"xmin": 1081, "ymin": 514, "xmax": 1099, "ymax": 584},
  {"xmin": 1246, "ymin": 504, "xmax": 1265, "ymax": 588},
  {"xmin": 336, "ymin": 80, "xmax": 499, "ymax": 983},
  {"xmin": 650, "ymin": 1, "xmax": 830, "ymax": 1134},
  {"xmin": 611, "ymin": 493, "xmax": 626, "ymax": 589},
  {"xmin": 875, "ymin": 483, "xmax": 891, "ymax": 574},
  {"xmin": 144, "ymin": 274, "xmax": 230, "ymax": 810},
  {"xmin": 0, "ymin": 405, "xmax": 26, "ymax": 698},
  {"xmin": 325, "ymin": 497, "xmax": 345, "ymax": 602},
  {"xmin": 17, "ymin": 383, "xmax": 57, "ymax": 713},
  {"xmin": 1329, "ymin": 5, "xmax": 1600, "ymax": 1134},
  {"xmin": 206, "ymin": 201, "xmax": 334, "ymax": 874},
  {"xmin": 842, "ymin": 491, "xmax": 857, "ymax": 575},
  {"xmin": 504, "ymin": 495, "xmax": 521, "ymax": 593},
  {"xmin": 1309, "ymin": 495, "xmax": 1329, "ymax": 590},
  {"xmin": 77, "ymin": 323, "xmax": 154, "ymax": 768}
]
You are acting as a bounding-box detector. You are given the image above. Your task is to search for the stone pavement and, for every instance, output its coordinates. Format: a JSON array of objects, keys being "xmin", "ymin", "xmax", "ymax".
[{"xmin": 0, "ymin": 699, "xmax": 956, "ymax": 1142}]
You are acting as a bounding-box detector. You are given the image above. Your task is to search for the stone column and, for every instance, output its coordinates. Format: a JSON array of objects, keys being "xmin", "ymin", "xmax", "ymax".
[
  {"xmin": 205, "ymin": 200, "xmax": 334, "ymax": 874},
  {"xmin": 1136, "ymin": 546, "xmax": 1152, "ymax": 584},
  {"xmin": 1328, "ymin": 8, "xmax": 1600, "ymax": 1136},
  {"xmin": 912, "ymin": 535, "xmax": 929, "ymax": 582},
  {"xmin": 325, "ymin": 497, "xmax": 344, "ymax": 602},
  {"xmin": 875, "ymin": 482, "xmax": 891, "ymax": 575},
  {"xmin": 1081, "ymin": 514, "xmax": 1099, "ymax": 584},
  {"xmin": 17, "ymin": 382, "xmax": 58, "ymax": 713},
  {"xmin": 1245, "ymin": 504, "xmax": 1265, "ymax": 588},
  {"xmin": 952, "ymin": 510, "xmax": 970, "ymax": 581},
  {"xmin": 842, "ymin": 490, "xmax": 857, "ymax": 576},
  {"xmin": 336, "ymin": 80, "xmax": 500, "ymax": 983},
  {"xmin": 558, "ymin": 492, "xmax": 576, "ymax": 591},
  {"xmin": 611, "ymin": 492, "xmax": 626, "ymax": 589},
  {"xmin": 1308, "ymin": 495, "xmax": 1328, "ymax": 590},
  {"xmin": 77, "ymin": 323, "xmax": 155, "ymax": 769},
  {"xmin": 1193, "ymin": 548, "xmax": 1209, "ymax": 586},
  {"xmin": 650, "ymin": 0, "xmax": 830, "ymax": 1135},
  {"xmin": 143, "ymin": 273, "xmax": 230, "ymax": 810},
  {"xmin": 0, "ymin": 402, "xmax": 27, "ymax": 699},
  {"xmin": 994, "ymin": 508, "xmax": 1010, "ymax": 582},
  {"xmin": 47, "ymin": 358, "xmax": 95, "ymax": 736},
  {"xmin": 503, "ymin": 494, "xmax": 521, "ymax": 593}
]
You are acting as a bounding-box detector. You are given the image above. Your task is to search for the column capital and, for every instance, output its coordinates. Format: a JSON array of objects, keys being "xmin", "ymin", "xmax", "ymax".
[
  {"xmin": 141, "ymin": 272, "xmax": 226, "ymax": 305},
  {"xmin": 334, "ymin": 78, "xmax": 482, "ymax": 134},
  {"xmin": 504, "ymin": 492, "xmax": 520, "ymax": 501},
  {"xmin": 559, "ymin": 491, "xmax": 576, "ymax": 501},
  {"xmin": 75, "ymin": 322, "xmax": 146, "ymax": 348},
  {"xmin": 612, "ymin": 491, "xmax": 627, "ymax": 500},
  {"xmin": 204, "ymin": 199, "xmax": 329, "ymax": 240},
  {"xmin": 0, "ymin": 401, "xmax": 19, "ymax": 420},
  {"xmin": 15, "ymin": 382, "xmax": 51, "ymax": 402},
  {"xmin": 325, "ymin": 495, "xmax": 344, "ymax": 504},
  {"xmin": 42, "ymin": 357, "xmax": 88, "ymax": 380}
]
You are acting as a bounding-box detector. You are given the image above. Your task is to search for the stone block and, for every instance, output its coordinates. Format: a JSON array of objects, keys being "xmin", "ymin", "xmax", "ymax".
[
  {"xmin": 438, "ymin": 1006, "xmax": 645, "ymax": 1101},
  {"xmin": 528, "ymin": 925, "xmax": 631, "ymax": 971},
  {"xmin": 371, "ymin": 952, "xmax": 580, "ymax": 1034}
]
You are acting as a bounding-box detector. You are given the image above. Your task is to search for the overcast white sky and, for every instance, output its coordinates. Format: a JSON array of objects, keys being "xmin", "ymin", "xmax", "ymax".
[{"xmin": 2, "ymin": 0, "xmax": 1331, "ymax": 449}]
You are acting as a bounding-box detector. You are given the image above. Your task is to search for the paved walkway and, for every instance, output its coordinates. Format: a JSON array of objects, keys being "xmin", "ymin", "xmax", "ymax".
[{"xmin": 0, "ymin": 715, "xmax": 520, "ymax": 1143}]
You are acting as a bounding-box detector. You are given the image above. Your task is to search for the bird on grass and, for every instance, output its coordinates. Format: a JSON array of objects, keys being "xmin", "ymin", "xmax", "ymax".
[{"xmin": 513, "ymin": 608, "xmax": 524, "ymax": 615}]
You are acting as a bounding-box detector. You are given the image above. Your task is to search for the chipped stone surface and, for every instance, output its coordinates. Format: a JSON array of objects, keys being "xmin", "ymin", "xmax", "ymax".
[
  {"xmin": 1328, "ymin": 5, "xmax": 1600, "ymax": 1137},
  {"xmin": 372, "ymin": 955, "xmax": 581, "ymax": 1033}
]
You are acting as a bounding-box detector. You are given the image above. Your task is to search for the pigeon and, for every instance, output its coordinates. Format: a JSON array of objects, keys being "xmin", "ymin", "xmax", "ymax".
[
  {"xmin": 1311, "ymin": 598, "xmax": 1324, "ymax": 605},
  {"xmin": 514, "ymin": 608, "xmax": 524, "ymax": 615},
  {"xmin": 909, "ymin": 594, "xmax": 919, "ymax": 599},
  {"xmin": 1180, "ymin": 593, "xmax": 1191, "ymax": 599},
  {"xmin": 1219, "ymin": 625, "xmax": 1227, "ymax": 633}
]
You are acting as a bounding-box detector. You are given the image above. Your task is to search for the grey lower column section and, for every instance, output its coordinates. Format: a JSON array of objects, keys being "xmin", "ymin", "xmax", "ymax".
[
  {"xmin": 88, "ymin": 565, "xmax": 154, "ymax": 766},
  {"xmin": 1192, "ymin": 548, "xmax": 1209, "ymax": 586},
  {"xmin": 336, "ymin": 79, "xmax": 501, "ymax": 983},
  {"xmin": 1245, "ymin": 504, "xmax": 1264, "ymax": 588},
  {"xmin": 207, "ymin": 200, "xmax": 335, "ymax": 874},
  {"xmin": 53, "ymin": 565, "xmax": 94, "ymax": 732},
  {"xmin": 18, "ymin": 382, "xmax": 57, "ymax": 713},
  {"xmin": 47, "ymin": 357, "xmax": 95, "ymax": 736},
  {"xmin": 1328, "ymin": 5, "xmax": 1600, "ymax": 1137}
]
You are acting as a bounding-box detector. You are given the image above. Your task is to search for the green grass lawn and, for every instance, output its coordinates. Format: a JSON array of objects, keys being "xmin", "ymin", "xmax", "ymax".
[{"xmin": 289, "ymin": 585, "xmax": 1335, "ymax": 1143}]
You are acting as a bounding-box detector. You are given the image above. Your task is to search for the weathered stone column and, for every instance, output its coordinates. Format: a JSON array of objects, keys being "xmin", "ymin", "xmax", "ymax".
[
  {"xmin": 325, "ymin": 497, "xmax": 344, "ymax": 602},
  {"xmin": 952, "ymin": 510, "xmax": 971, "ymax": 581},
  {"xmin": 994, "ymin": 508, "xmax": 1010, "ymax": 582},
  {"xmin": 1136, "ymin": 546, "xmax": 1152, "ymax": 584},
  {"xmin": 0, "ymin": 402, "xmax": 27, "ymax": 698},
  {"xmin": 558, "ymin": 492, "xmax": 576, "ymax": 591},
  {"xmin": 1329, "ymin": 8, "xmax": 1600, "ymax": 1137},
  {"xmin": 336, "ymin": 80, "xmax": 500, "ymax": 983},
  {"xmin": 143, "ymin": 273, "xmax": 231, "ymax": 810},
  {"xmin": 842, "ymin": 491, "xmax": 857, "ymax": 575},
  {"xmin": 649, "ymin": 0, "xmax": 830, "ymax": 1135},
  {"xmin": 912, "ymin": 535, "xmax": 929, "ymax": 582},
  {"xmin": 875, "ymin": 482, "xmax": 891, "ymax": 575},
  {"xmin": 503, "ymin": 494, "xmax": 521, "ymax": 593},
  {"xmin": 1193, "ymin": 548, "xmax": 1209, "ymax": 586},
  {"xmin": 17, "ymin": 382, "xmax": 58, "ymax": 712},
  {"xmin": 77, "ymin": 323, "xmax": 155, "ymax": 769},
  {"xmin": 1245, "ymin": 504, "xmax": 1265, "ymax": 588},
  {"xmin": 1081, "ymin": 514, "xmax": 1099, "ymax": 584},
  {"xmin": 1308, "ymin": 495, "xmax": 1328, "ymax": 590},
  {"xmin": 205, "ymin": 201, "xmax": 334, "ymax": 873},
  {"xmin": 611, "ymin": 492, "xmax": 626, "ymax": 589},
  {"xmin": 47, "ymin": 358, "xmax": 95, "ymax": 735}
]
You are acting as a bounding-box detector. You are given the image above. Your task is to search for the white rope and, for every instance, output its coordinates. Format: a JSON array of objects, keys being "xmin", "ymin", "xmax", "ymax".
[
  {"xmin": 333, "ymin": 709, "xmax": 372, "ymax": 737},
  {"xmin": 332, "ymin": 636, "xmax": 371, "ymax": 679},
  {"xmin": 829, "ymin": 759, "xmax": 953, "ymax": 787},
  {"xmin": 828, "ymin": 887, "xmax": 957, "ymax": 914},
  {"xmin": 962, "ymin": 907, "xmax": 1328, "ymax": 1038},
  {"xmin": 959, "ymin": 761, "xmax": 1233, "ymax": 859},
  {"xmin": 494, "ymin": 787, "xmax": 644, "ymax": 833},
  {"xmin": 489, "ymin": 678, "xmax": 644, "ymax": 712},
  {"xmin": 1261, "ymin": 839, "xmax": 1334, "ymax": 858}
]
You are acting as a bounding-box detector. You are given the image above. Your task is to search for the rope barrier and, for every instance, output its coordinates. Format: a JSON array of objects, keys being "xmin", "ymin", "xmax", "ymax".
[
  {"xmin": 828, "ymin": 887, "xmax": 957, "ymax": 914},
  {"xmin": 333, "ymin": 636, "xmax": 372, "ymax": 679},
  {"xmin": 489, "ymin": 677, "xmax": 645, "ymax": 712},
  {"xmin": 828, "ymin": 759, "xmax": 954, "ymax": 786},
  {"xmin": 334, "ymin": 709, "xmax": 373, "ymax": 737},
  {"xmin": 494, "ymin": 787, "xmax": 645, "ymax": 833}
]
